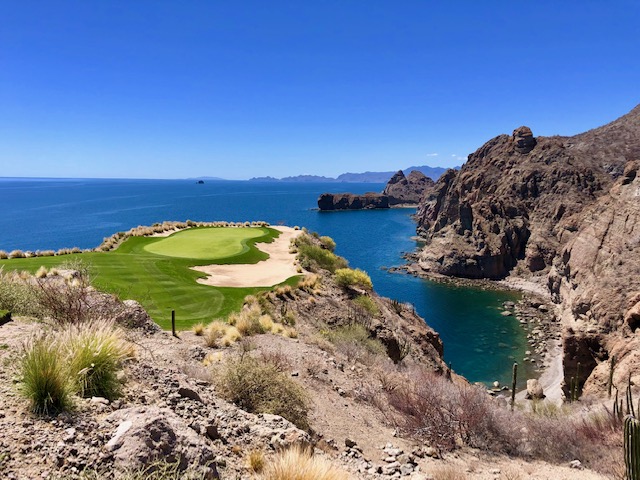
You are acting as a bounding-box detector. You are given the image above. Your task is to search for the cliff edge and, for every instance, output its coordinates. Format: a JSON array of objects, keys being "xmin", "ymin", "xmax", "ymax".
[{"xmin": 413, "ymin": 104, "xmax": 640, "ymax": 397}]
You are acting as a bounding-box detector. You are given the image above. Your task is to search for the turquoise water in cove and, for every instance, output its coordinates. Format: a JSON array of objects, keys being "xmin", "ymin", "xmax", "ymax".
[{"xmin": 0, "ymin": 177, "xmax": 531, "ymax": 386}]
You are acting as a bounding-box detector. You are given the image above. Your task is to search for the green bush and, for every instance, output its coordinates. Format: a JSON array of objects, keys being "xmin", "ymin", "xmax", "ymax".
[
  {"xmin": 352, "ymin": 295, "xmax": 379, "ymax": 316},
  {"xmin": 62, "ymin": 319, "xmax": 132, "ymax": 399},
  {"xmin": 334, "ymin": 268, "xmax": 373, "ymax": 290},
  {"xmin": 0, "ymin": 309, "xmax": 11, "ymax": 324},
  {"xmin": 20, "ymin": 337, "xmax": 72, "ymax": 414},
  {"xmin": 319, "ymin": 236, "xmax": 336, "ymax": 252},
  {"xmin": 297, "ymin": 244, "xmax": 347, "ymax": 273},
  {"xmin": 214, "ymin": 356, "xmax": 310, "ymax": 430}
]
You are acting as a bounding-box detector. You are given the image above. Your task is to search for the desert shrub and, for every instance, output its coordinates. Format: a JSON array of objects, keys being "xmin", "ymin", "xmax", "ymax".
[
  {"xmin": 259, "ymin": 350, "xmax": 291, "ymax": 372},
  {"xmin": 62, "ymin": 319, "xmax": 133, "ymax": 399},
  {"xmin": 296, "ymin": 243, "xmax": 347, "ymax": 273},
  {"xmin": 282, "ymin": 308, "xmax": 296, "ymax": 326},
  {"xmin": 275, "ymin": 285, "xmax": 293, "ymax": 298},
  {"xmin": 214, "ymin": 356, "xmax": 310, "ymax": 430},
  {"xmin": 384, "ymin": 371, "xmax": 517, "ymax": 454},
  {"xmin": 259, "ymin": 314, "xmax": 275, "ymax": 332},
  {"xmin": 204, "ymin": 321, "xmax": 238, "ymax": 347},
  {"xmin": 20, "ymin": 336, "xmax": 72, "ymax": 414},
  {"xmin": 318, "ymin": 236, "xmax": 336, "ymax": 252},
  {"xmin": 283, "ymin": 327, "xmax": 298, "ymax": 338},
  {"xmin": 430, "ymin": 465, "xmax": 467, "ymax": 480},
  {"xmin": 260, "ymin": 446, "xmax": 349, "ymax": 480},
  {"xmin": 325, "ymin": 324, "xmax": 384, "ymax": 362},
  {"xmin": 334, "ymin": 268, "xmax": 372, "ymax": 290},
  {"xmin": 389, "ymin": 298, "xmax": 403, "ymax": 314},
  {"xmin": 0, "ymin": 270, "xmax": 41, "ymax": 317},
  {"xmin": 297, "ymin": 274, "xmax": 320, "ymax": 293},
  {"xmin": 34, "ymin": 260, "xmax": 98, "ymax": 325},
  {"xmin": 78, "ymin": 459, "xmax": 211, "ymax": 480},
  {"xmin": 378, "ymin": 367, "xmax": 621, "ymax": 469},
  {"xmin": 235, "ymin": 312, "xmax": 265, "ymax": 336},
  {"xmin": 0, "ymin": 310, "xmax": 11, "ymax": 323},
  {"xmin": 353, "ymin": 295, "xmax": 379, "ymax": 316}
]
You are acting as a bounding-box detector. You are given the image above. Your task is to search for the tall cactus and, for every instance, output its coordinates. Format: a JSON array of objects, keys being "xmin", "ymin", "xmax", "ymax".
[
  {"xmin": 609, "ymin": 355, "xmax": 616, "ymax": 398},
  {"xmin": 625, "ymin": 416, "xmax": 640, "ymax": 480}
]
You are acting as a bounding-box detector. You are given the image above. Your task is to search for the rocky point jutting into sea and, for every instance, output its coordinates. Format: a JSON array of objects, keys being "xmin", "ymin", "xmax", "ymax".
[
  {"xmin": 411, "ymin": 104, "xmax": 640, "ymax": 399},
  {"xmin": 317, "ymin": 169, "xmax": 435, "ymax": 211}
]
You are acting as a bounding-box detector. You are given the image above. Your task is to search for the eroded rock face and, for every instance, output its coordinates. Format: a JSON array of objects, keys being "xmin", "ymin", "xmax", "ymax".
[
  {"xmin": 105, "ymin": 407, "xmax": 218, "ymax": 478},
  {"xmin": 383, "ymin": 170, "xmax": 435, "ymax": 205},
  {"xmin": 415, "ymin": 107, "xmax": 640, "ymax": 280},
  {"xmin": 115, "ymin": 299, "xmax": 161, "ymax": 333},
  {"xmin": 317, "ymin": 192, "xmax": 390, "ymax": 210},
  {"xmin": 549, "ymin": 160, "xmax": 640, "ymax": 396}
]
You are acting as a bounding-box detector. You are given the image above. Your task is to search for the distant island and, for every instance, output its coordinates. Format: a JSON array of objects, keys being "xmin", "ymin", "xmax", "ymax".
[{"xmin": 249, "ymin": 165, "xmax": 457, "ymax": 183}]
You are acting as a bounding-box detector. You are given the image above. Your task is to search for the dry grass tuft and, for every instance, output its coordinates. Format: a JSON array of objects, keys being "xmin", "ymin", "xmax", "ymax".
[
  {"xmin": 204, "ymin": 321, "xmax": 239, "ymax": 347},
  {"xmin": 34, "ymin": 266, "xmax": 48, "ymax": 279},
  {"xmin": 192, "ymin": 322, "xmax": 205, "ymax": 336},
  {"xmin": 247, "ymin": 449, "xmax": 266, "ymax": 473},
  {"xmin": 260, "ymin": 446, "xmax": 349, "ymax": 480},
  {"xmin": 430, "ymin": 465, "xmax": 467, "ymax": 480},
  {"xmin": 61, "ymin": 319, "xmax": 134, "ymax": 399},
  {"xmin": 258, "ymin": 314, "xmax": 274, "ymax": 332}
]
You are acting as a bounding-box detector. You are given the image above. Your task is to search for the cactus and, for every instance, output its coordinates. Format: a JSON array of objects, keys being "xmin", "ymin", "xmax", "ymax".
[
  {"xmin": 614, "ymin": 387, "xmax": 620, "ymax": 420},
  {"xmin": 625, "ymin": 415, "xmax": 640, "ymax": 480},
  {"xmin": 628, "ymin": 374, "xmax": 637, "ymax": 418},
  {"xmin": 609, "ymin": 355, "xmax": 617, "ymax": 398},
  {"xmin": 511, "ymin": 362, "xmax": 518, "ymax": 411}
]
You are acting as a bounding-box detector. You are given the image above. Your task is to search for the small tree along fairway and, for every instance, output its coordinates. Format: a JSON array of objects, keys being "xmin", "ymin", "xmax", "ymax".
[{"xmin": 1, "ymin": 227, "xmax": 300, "ymax": 329}]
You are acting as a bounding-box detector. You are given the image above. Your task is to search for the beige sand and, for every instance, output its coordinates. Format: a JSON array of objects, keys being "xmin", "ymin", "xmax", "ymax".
[{"xmin": 192, "ymin": 226, "xmax": 303, "ymax": 287}]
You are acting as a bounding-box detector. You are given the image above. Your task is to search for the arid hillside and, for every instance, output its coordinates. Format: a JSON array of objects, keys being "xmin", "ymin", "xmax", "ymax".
[{"xmin": 0, "ymin": 231, "xmax": 622, "ymax": 479}]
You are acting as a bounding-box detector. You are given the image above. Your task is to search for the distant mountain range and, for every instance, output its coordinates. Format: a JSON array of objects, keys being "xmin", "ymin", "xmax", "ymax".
[{"xmin": 249, "ymin": 165, "xmax": 457, "ymax": 183}]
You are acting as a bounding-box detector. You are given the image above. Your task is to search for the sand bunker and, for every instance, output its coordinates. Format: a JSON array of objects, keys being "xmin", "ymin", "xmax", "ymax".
[{"xmin": 192, "ymin": 226, "xmax": 302, "ymax": 287}]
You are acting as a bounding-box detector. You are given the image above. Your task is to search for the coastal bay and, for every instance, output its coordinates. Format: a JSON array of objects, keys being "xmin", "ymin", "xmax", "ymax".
[{"xmin": 1, "ymin": 177, "xmax": 535, "ymax": 386}]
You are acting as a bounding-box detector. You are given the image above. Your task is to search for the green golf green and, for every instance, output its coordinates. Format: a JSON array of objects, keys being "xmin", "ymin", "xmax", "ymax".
[
  {"xmin": 0, "ymin": 226, "xmax": 301, "ymax": 330},
  {"xmin": 144, "ymin": 227, "xmax": 266, "ymax": 260}
]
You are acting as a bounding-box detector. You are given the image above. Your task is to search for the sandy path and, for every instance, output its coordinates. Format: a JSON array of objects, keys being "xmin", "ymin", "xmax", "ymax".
[
  {"xmin": 191, "ymin": 226, "xmax": 302, "ymax": 287},
  {"xmin": 502, "ymin": 275, "xmax": 567, "ymax": 405}
]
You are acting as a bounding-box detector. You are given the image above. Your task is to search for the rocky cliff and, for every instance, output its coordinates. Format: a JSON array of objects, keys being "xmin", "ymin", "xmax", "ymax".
[
  {"xmin": 549, "ymin": 160, "xmax": 640, "ymax": 397},
  {"xmin": 383, "ymin": 170, "xmax": 435, "ymax": 205},
  {"xmin": 413, "ymin": 104, "xmax": 640, "ymax": 397},
  {"xmin": 317, "ymin": 192, "xmax": 390, "ymax": 211}
]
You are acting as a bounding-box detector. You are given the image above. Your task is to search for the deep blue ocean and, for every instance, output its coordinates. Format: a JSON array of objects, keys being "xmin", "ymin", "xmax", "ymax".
[{"xmin": 0, "ymin": 177, "xmax": 531, "ymax": 386}]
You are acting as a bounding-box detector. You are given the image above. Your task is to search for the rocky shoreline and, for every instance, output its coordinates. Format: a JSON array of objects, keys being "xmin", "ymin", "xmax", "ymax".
[{"xmin": 392, "ymin": 258, "xmax": 562, "ymax": 400}]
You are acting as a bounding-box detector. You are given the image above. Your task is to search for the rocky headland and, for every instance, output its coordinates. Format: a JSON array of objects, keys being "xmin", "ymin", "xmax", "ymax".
[
  {"xmin": 317, "ymin": 192, "xmax": 390, "ymax": 211},
  {"xmin": 411, "ymin": 104, "xmax": 640, "ymax": 400},
  {"xmin": 318, "ymin": 170, "xmax": 435, "ymax": 211}
]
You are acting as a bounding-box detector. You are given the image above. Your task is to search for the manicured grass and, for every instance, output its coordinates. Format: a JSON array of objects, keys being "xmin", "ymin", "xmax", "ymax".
[
  {"xmin": 0, "ymin": 227, "xmax": 300, "ymax": 329},
  {"xmin": 143, "ymin": 227, "xmax": 268, "ymax": 260}
]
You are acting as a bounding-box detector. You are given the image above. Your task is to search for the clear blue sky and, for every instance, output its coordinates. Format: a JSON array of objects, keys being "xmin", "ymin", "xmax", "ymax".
[{"xmin": 1, "ymin": 1, "xmax": 639, "ymax": 180}]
